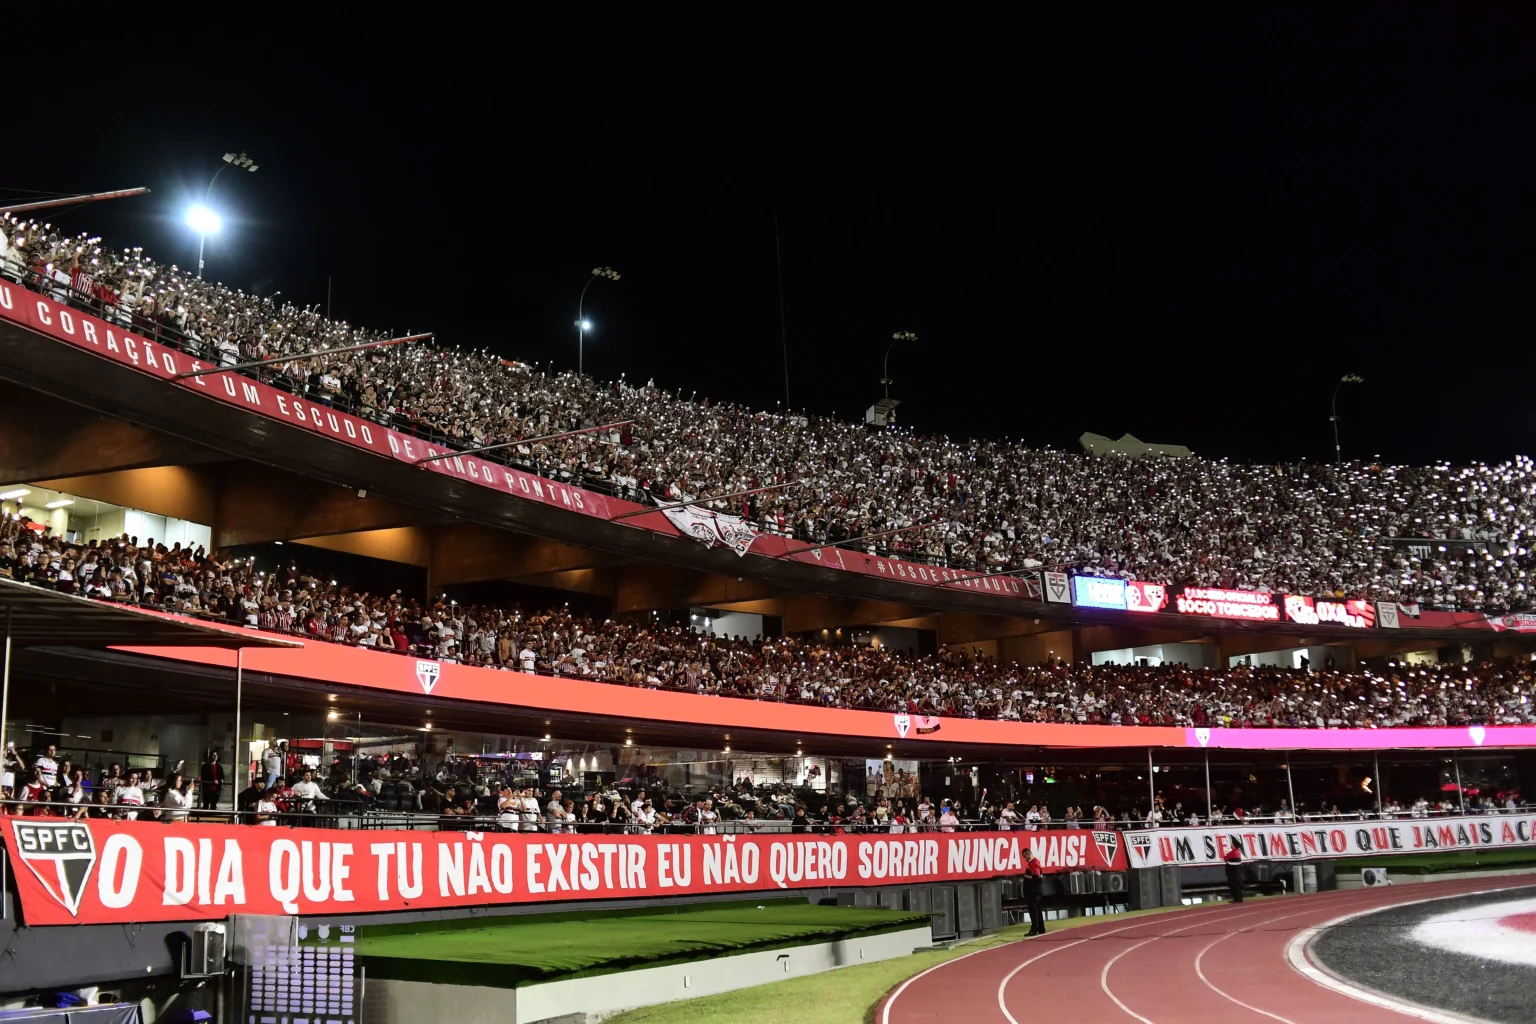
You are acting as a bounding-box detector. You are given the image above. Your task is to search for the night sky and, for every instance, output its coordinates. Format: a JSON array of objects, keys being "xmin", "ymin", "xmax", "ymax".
[{"xmin": 8, "ymin": 7, "xmax": 1532, "ymax": 465}]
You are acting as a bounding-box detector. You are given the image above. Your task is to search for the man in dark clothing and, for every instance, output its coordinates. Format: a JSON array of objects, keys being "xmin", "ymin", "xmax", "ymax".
[
  {"xmin": 1022, "ymin": 849, "xmax": 1046, "ymax": 936},
  {"xmin": 199, "ymin": 751, "xmax": 225, "ymax": 811},
  {"xmin": 1224, "ymin": 845, "xmax": 1245, "ymax": 903}
]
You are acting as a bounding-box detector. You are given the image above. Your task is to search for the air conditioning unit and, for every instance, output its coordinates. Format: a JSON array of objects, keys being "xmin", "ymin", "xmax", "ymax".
[
  {"xmin": 1104, "ymin": 872, "xmax": 1127, "ymax": 893},
  {"xmin": 1361, "ymin": 868, "xmax": 1391, "ymax": 888},
  {"xmin": 183, "ymin": 922, "xmax": 227, "ymax": 978},
  {"xmin": 1067, "ymin": 871, "xmax": 1088, "ymax": 895}
]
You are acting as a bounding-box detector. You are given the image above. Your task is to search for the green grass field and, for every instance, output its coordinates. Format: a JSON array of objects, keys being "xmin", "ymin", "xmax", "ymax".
[
  {"xmin": 1333, "ymin": 847, "xmax": 1536, "ymax": 875},
  {"xmin": 351, "ymin": 900, "xmax": 928, "ymax": 987}
]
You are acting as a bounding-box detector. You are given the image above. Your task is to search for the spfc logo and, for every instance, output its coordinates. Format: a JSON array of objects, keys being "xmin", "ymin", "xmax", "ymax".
[
  {"xmin": 1194, "ymin": 728, "xmax": 1211, "ymax": 747},
  {"xmin": 11, "ymin": 820, "xmax": 96, "ymax": 917},
  {"xmin": 1092, "ymin": 830, "xmax": 1120, "ymax": 866},
  {"xmin": 1469, "ymin": 725, "xmax": 1486, "ymax": 746},
  {"xmin": 893, "ymin": 714, "xmax": 911, "ymax": 739},
  {"xmin": 1128, "ymin": 832, "xmax": 1154, "ymax": 865},
  {"xmin": 415, "ymin": 659, "xmax": 442, "ymax": 694}
]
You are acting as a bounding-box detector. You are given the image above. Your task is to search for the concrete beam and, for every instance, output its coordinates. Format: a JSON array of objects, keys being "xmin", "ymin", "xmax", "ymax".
[
  {"xmin": 936, "ymin": 613, "xmax": 1061, "ymax": 646},
  {"xmin": 295, "ymin": 527, "xmax": 433, "ymax": 567},
  {"xmin": 0, "ymin": 381, "xmax": 225, "ymax": 485},
  {"xmin": 429, "ymin": 524, "xmax": 615, "ymax": 588},
  {"xmin": 509, "ymin": 568, "xmax": 617, "ymax": 597},
  {"xmin": 779, "ymin": 596, "xmax": 926, "ymax": 633},
  {"xmin": 613, "ymin": 565, "xmax": 778, "ymax": 613},
  {"xmin": 38, "ymin": 466, "xmax": 218, "ymax": 525},
  {"xmin": 212, "ymin": 465, "xmax": 438, "ymax": 547}
]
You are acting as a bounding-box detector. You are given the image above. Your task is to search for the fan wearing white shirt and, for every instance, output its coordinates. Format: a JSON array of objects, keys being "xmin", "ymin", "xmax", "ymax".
[
  {"xmin": 521, "ymin": 788, "xmax": 542, "ymax": 832},
  {"xmin": 290, "ymin": 770, "xmax": 327, "ymax": 813},
  {"xmin": 160, "ymin": 775, "xmax": 193, "ymax": 823}
]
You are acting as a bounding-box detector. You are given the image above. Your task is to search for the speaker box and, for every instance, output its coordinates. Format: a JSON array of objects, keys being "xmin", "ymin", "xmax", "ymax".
[{"xmin": 1159, "ymin": 865, "xmax": 1182, "ymax": 906}]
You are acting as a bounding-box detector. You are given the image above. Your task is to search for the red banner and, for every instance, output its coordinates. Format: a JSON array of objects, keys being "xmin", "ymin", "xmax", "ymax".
[
  {"xmin": 2, "ymin": 818, "xmax": 1125, "ymax": 926},
  {"xmin": 115, "ymin": 640, "xmax": 1183, "ymax": 749}
]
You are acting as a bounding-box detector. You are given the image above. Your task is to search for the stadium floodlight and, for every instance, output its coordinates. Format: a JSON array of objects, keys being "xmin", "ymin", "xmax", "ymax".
[
  {"xmin": 185, "ymin": 204, "xmax": 222, "ymax": 235},
  {"xmin": 1331, "ymin": 373, "xmax": 1366, "ymax": 463},
  {"xmin": 577, "ymin": 266, "xmax": 620, "ymax": 375},
  {"xmin": 194, "ymin": 151, "xmax": 260, "ymax": 279}
]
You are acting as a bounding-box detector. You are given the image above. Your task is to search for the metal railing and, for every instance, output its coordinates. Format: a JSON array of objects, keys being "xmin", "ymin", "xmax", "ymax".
[{"xmin": 3, "ymin": 798, "xmax": 1527, "ymax": 833}]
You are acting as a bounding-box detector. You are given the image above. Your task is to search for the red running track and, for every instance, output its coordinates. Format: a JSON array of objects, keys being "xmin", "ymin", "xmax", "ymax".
[{"xmin": 879, "ymin": 876, "xmax": 1534, "ymax": 1023}]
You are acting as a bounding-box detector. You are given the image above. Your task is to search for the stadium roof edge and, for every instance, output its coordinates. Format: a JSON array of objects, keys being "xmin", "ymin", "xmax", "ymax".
[{"xmin": 0, "ymin": 578, "xmax": 300, "ymax": 649}]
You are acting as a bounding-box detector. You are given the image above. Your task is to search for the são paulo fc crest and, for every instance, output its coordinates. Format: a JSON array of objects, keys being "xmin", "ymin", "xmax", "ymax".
[
  {"xmin": 1128, "ymin": 832, "xmax": 1154, "ymax": 865},
  {"xmin": 1092, "ymin": 830, "xmax": 1120, "ymax": 866},
  {"xmin": 1194, "ymin": 728, "xmax": 1211, "ymax": 747},
  {"xmin": 893, "ymin": 714, "xmax": 911, "ymax": 739},
  {"xmin": 415, "ymin": 659, "xmax": 442, "ymax": 694},
  {"xmin": 11, "ymin": 820, "xmax": 97, "ymax": 917}
]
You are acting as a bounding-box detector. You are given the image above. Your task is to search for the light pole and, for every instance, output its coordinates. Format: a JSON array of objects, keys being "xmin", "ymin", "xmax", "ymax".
[
  {"xmin": 884, "ymin": 331, "xmax": 917, "ymax": 399},
  {"xmin": 576, "ymin": 266, "xmax": 620, "ymax": 374},
  {"xmin": 190, "ymin": 151, "xmax": 258, "ymax": 279},
  {"xmin": 1330, "ymin": 373, "xmax": 1365, "ymax": 463}
]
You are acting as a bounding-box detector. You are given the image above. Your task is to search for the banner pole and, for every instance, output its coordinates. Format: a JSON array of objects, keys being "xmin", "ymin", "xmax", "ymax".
[
  {"xmin": 1374, "ymin": 752, "xmax": 1383, "ymax": 815},
  {"xmin": 0, "ymin": 607, "xmax": 11, "ymax": 768},
  {"xmin": 1285, "ymin": 751, "xmax": 1297, "ymax": 820},
  {"xmin": 1147, "ymin": 748, "xmax": 1156, "ymax": 823},
  {"xmin": 1453, "ymin": 756, "xmax": 1465, "ymax": 813},
  {"xmin": 1204, "ymin": 750, "xmax": 1213, "ymax": 822},
  {"xmin": 234, "ymin": 648, "xmax": 243, "ymax": 812}
]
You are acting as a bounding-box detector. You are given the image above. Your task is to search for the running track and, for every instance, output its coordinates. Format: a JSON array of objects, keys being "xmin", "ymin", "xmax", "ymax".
[{"xmin": 879, "ymin": 876, "xmax": 1535, "ymax": 1023}]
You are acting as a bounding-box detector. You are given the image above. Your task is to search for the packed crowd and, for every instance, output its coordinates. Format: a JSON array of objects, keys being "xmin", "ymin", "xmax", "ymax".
[
  {"xmin": 5, "ymin": 739, "xmax": 1518, "ymax": 831},
  {"xmin": 4, "ymin": 519, "xmax": 1534, "ymax": 730},
  {"xmin": 4, "ymin": 214, "xmax": 1535, "ymax": 611}
]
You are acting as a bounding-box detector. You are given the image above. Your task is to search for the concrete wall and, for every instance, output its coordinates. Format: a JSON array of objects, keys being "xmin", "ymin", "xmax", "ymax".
[{"xmin": 365, "ymin": 924, "xmax": 933, "ymax": 1024}]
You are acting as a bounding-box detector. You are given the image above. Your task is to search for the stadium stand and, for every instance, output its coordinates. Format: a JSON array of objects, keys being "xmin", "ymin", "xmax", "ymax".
[
  {"xmin": 2, "ymin": 214, "xmax": 1534, "ymax": 613},
  {"xmin": 2, "ymin": 518, "xmax": 1531, "ymax": 730}
]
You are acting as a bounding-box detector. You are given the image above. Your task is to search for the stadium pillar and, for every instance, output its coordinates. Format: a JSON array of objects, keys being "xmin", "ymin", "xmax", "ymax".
[
  {"xmin": 1374, "ymin": 753, "xmax": 1383, "ymax": 814},
  {"xmin": 233, "ymin": 648, "xmax": 243, "ymax": 812},
  {"xmin": 1285, "ymin": 752, "xmax": 1297, "ymax": 817},
  {"xmin": 1147, "ymin": 748, "xmax": 1156, "ymax": 819},
  {"xmin": 1453, "ymin": 756, "xmax": 1465, "ymax": 812},
  {"xmin": 0, "ymin": 607, "xmax": 11, "ymax": 764},
  {"xmin": 1204, "ymin": 751, "xmax": 1213, "ymax": 821}
]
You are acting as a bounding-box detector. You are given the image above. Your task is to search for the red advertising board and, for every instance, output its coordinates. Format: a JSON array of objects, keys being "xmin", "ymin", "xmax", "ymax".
[
  {"xmin": 1282, "ymin": 595, "xmax": 1376, "ymax": 628},
  {"xmin": 2, "ymin": 818, "xmax": 1125, "ymax": 926},
  {"xmin": 1173, "ymin": 586, "xmax": 1281, "ymax": 621},
  {"xmin": 116, "ymin": 638, "xmax": 1182, "ymax": 749},
  {"xmin": 1124, "ymin": 581, "xmax": 1169, "ymax": 613}
]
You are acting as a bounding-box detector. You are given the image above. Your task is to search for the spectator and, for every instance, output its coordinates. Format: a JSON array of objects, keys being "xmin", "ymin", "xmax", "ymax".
[
  {"xmin": 5, "ymin": 211, "xmax": 1536, "ymax": 614},
  {"xmin": 160, "ymin": 774, "xmax": 193, "ymax": 823},
  {"xmin": 199, "ymin": 751, "xmax": 225, "ymax": 811},
  {"xmin": 34, "ymin": 745, "xmax": 59, "ymax": 790},
  {"xmin": 261, "ymin": 743, "xmax": 286, "ymax": 789},
  {"xmin": 254, "ymin": 786, "xmax": 281, "ymax": 825},
  {"xmin": 290, "ymin": 769, "xmax": 327, "ymax": 814}
]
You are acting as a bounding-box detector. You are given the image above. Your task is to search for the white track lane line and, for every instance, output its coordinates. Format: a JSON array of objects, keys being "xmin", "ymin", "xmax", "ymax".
[
  {"xmin": 1094, "ymin": 881, "xmax": 1509, "ymax": 1024},
  {"xmin": 996, "ymin": 900, "xmax": 1272, "ymax": 1024},
  {"xmin": 1283, "ymin": 884, "xmax": 1530, "ymax": 1024},
  {"xmin": 998, "ymin": 890, "xmax": 1361, "ymax": 1024}
]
